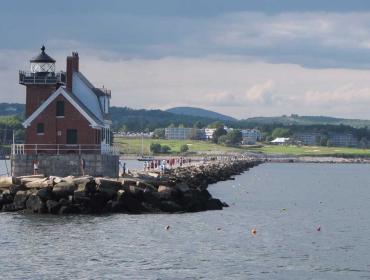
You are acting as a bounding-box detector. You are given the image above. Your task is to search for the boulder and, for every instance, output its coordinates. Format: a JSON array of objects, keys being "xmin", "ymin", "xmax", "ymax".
[
  {"xmin": 205, "ymin": 198, "xmax": 223, "ymax": 210},
  {"xmin": 26, "ymin": 194, "xmax": 46, "ymax": 213},
  {"xmin": 128, "ymin": 185, "xmax": 143, "ymax": 199},
  {"xmin": 159, "ymin": 201, "xmax": 183, "ymax": 213},
  {"xmin": 121, "ymin": 178, "xmax": 138, "ymax": 187},
  {"xmin": 13, "ymin": 191, "xmax": 29, "ymax": 210},
  {"xmin": 2, "ymin": 203, "xmax": 16, "ymax": 212},
  {"xmin": 20, "ymin": 176, "xmax": 46, "ymax": 185},
  {"xmin": 0, "ymin": 192, "xmax": 13, "ymax": 204},
  {"xmin": 175, "ymin": 182, "xmax": 190, "ymax": 193},
  {"xmin": 96, "ymin": 178, "xmax": 122, "ymax": 198},
  {"xmin": 36, "ymin": 187, "xmax": 54, "ymax": 201},
  {"xmin": 25, "ymin": 178, "xmax": 50, "ymax": 189},
  {"xmin": 59, "ymin": 204, "xmax": 81, "ymax": 215},
  {"xmin": 136, "ymin": 180, "xmax": 155, "ymax": 190},
  {"xmin": 147, "ymin": 172, "xmax": 160, "ymax": 179},
  {"xmin": 82, "ymin": 193, "xmax": 108, "ymax": 213},
  {"xmin": 50, "ymin": 176, "xmax": 64, "ymax": 184},
  {"xmin": 46, "ymin": 200, "xmax": 60, "ymax": 214},
  {"xmin": 0, "ymin": 177, "xmax": 14, "ymax": 189},
  {"xmin": 9, "ymin": 185, "xmax": 27, "ymax": 196},
  {"xmin": 76, "ymin": 179, "xmax": 96, "ymax": 195},
  {"xmin": 52, "ymin": 182, "xmax": 77, "ymax": 199},
  {"xmin": 73, "ymin": 176, "xmax": 94, "ymax": 185},
  {"xmin": 158, "ymin": 185, "xmax": 172, "ymax": 193},
  {"xmin": 115, "ymin": 190, "xmax": 145, "ymax": 213}
]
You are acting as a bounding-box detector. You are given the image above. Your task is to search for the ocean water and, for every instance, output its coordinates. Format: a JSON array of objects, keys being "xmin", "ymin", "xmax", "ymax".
[{"xmin": 1, "ymin": 163, "xmax": 370, "ymax": 279}]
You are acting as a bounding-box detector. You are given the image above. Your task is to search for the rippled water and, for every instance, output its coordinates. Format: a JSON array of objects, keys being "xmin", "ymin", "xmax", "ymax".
[{"xmin": 1, "ymin": 163, "xmax": 370, "ymax": 279}]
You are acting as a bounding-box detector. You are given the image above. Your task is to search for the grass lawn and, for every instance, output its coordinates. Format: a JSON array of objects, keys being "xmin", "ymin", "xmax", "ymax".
[
  {"xmin": 114, "ymin": 137, "xmax": 370, "ymax": 157},
  {"xmin": 114, "ymin": 137, "xmax": 243, "ymax": 155},
  {"xmin": 245, "ymin": 145, "xmax": 370, "ymax": 157}
]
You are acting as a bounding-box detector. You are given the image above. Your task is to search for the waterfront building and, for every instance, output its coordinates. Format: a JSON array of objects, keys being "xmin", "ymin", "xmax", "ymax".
[
  {"xmin": 165, "ymin": 127, "xmax": 206, "ymax": 140},
  {"xmin": 328, "ymin": 133, "xmax": 358, "ymax": 147},
  {"xmin": 12, "ymin": 46, "xmax": 118, "ymax": 177},
  {"xmin": 293, "ymin": 132, "xmax": 322, "ymax": 146},
  {"xmin": 241, "ymin": 129, "xmax": 262, "ymax": 145}
]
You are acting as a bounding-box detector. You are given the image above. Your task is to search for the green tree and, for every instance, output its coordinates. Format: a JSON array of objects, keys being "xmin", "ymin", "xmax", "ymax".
[
  {"xmin": 360, "ymin": 137, "xmax": 369, "ymax": 149},
  {"xmin": 218, "ymin": 130, "xmax": 242, "ymax": 146},
  {"xmin": 320, "ymin": 136, "xmax": 328, "ymax": 146},
  {"xmin": 208, "ymin": 121, "xmax": 224, "ymax": 129},
  {"xmin": 271, "ymin": 128, "xmax": 291, "ymax": 139},
  {"xmin": 160, "ymin": 145, "xmax": 171, "ymax": 153},
  {"xmin": 212, "ymin": 127, "xmax": 227, "ymax": 143},
  {"xmin": 194, "ymin": 121, "xmax": 204, "ymax": 129},
  {"xmin": 152, "ymin": 128, "xmax": 165, "ymax": 139},
  {"xmin": 180, "ymin": 144, "xmax": 189, "ymax": 153},
  {"xmin": 150, "ymin": 143, "xmax": 162, "ymax": 153}
]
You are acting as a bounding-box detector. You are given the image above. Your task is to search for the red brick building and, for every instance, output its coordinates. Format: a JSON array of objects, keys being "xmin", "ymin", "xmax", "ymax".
[{"xmin": 19, "ymin": 46, "xmax": 113, "ymax": 154}]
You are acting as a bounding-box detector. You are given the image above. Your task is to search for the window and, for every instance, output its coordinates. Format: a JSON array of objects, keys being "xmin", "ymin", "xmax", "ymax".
[
  {"xmin": 56, "ymin": 101, "xmax": 65, "ymax": 117},
  {"xmin": 66, "ymin": 129, "xmax": 78, "ymax": 144},
  {"xmin": 36, "ymin": 123, "xmax": 44, "ymax": 134}
]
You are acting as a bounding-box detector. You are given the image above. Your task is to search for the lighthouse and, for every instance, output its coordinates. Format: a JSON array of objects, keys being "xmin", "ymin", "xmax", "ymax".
[{"xmin": 12, "ymin": 46, "xmax": 119, "ymax": 177}]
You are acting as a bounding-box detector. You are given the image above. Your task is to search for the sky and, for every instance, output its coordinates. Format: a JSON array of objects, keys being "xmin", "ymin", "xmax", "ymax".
[{"xmin": 2, "ymin": 0, "xmax": 370, "ymax": 119}]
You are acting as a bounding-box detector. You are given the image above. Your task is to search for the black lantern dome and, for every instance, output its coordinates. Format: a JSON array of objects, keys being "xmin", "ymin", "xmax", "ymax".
[{"xmin": 30, "ymin": 46, "xmax": 56, "ymax": 73}]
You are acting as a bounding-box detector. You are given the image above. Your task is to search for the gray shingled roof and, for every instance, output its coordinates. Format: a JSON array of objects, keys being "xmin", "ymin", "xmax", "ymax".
[{"xmin": 64, "ymin": 88, "xmax": 105, "ymax": 126}]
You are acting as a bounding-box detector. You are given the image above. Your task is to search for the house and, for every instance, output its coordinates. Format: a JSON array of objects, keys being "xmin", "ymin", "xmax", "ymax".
[
  {"xmin": 12, "ymin": 46, "xmax": 118, "ymax": 177},
  {"xmin": 241, "ymin": 129, "xmax": 262, "ymax": 145}
]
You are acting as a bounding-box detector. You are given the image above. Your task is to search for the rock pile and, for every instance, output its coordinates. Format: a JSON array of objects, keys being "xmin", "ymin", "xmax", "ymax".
[{"xmin": 0, "ymin": 160, "xmax": 260, "ymax": 215}]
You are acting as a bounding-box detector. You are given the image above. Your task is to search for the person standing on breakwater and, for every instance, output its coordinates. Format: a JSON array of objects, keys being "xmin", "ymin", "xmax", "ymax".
[
  {"xmin": 80, "ymin": 158, "xmax": 86, "ymax": 176},
  {"xmin": 33, "ymin": 160, "xmax": 39, "ymax": 175},
  {"xmin": 122, "ymin": 162, "xmax": 126, "ymax": 177}
]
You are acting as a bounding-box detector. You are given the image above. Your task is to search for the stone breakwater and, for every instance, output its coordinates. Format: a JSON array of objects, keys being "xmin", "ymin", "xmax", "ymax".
[{"xmin": 0, "ymin": 160, "xmax": 261, "ymax": 215}]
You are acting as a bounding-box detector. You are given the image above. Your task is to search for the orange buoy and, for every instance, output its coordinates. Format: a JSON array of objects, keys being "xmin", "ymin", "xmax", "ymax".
[{"xmin": 251, "ymin": 228, "xmax": 257, "ymax": 236}]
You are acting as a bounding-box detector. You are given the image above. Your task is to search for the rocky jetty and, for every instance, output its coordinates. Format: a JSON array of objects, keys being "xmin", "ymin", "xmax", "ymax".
[{"xmin": 0, "ymin": 160, "xmax": 260, "ymax": 215}]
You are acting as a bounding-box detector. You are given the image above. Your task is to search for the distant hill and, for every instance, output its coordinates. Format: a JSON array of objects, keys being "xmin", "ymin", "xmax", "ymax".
[
  {"xmin": 239, "ymin": 115, "xmax": 370, "ymax": 128},
  {"xmin": 0, "ymin": 103, "xmax": 24, "ymax": 117},
  {"xmin": 166, "ymin": 107, "xmax": 237, "ymax": 122},
  {"xmin": 1, "ymin": 103, "xmax": 369, "ymax": 131},
  {"xmin": 110, "ymin": 106, "xmax": 234, "ymax": 131}
]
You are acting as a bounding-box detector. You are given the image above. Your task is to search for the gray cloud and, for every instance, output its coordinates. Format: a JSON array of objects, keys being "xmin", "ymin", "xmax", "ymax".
[
  {"xmin": 3, "ymin": 7, "xmax": 370, "ymax": 119},
  {"xmin": 2, "ymin": 11, "xmax": 370, "ymax": 68}
]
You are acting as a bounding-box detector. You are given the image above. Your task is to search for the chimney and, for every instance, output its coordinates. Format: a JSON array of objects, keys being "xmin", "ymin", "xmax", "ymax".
[{"xmin": 66, "ymin": 52, "xmax": 79, "ymax": 92}]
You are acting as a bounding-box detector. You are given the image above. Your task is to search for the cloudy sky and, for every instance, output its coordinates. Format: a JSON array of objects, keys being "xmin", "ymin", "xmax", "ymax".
[{"xmin": 2, "ymin": 0, "xmax": 370, "ymax": 119}]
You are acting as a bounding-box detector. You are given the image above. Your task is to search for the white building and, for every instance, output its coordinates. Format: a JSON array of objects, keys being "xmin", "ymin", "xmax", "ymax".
[
  {"xmin": 270, "ymin": 137, "xmax": 290, "ymax": 145},
  {"xmin": 241, "ymin": 129, "xmax": 262, "ymax": 145},
  {"xmin": 204, "ymin": 128, "xmax": 216, "ymax": 140}
]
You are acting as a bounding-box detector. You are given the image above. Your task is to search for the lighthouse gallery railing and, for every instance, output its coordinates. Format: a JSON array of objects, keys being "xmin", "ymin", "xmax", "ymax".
[{"xmin": 12, "ymin": 144, "xmax": 119, "ymax": 156}]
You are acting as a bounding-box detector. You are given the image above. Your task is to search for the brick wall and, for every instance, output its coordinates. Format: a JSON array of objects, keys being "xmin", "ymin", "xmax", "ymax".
[
  {"xmin": 25, "ymin": 85, "xmax": 57, "ymax": 117},
  {"xmin": 26, "ymin": 94, "xmax": 99, "ymax": 146}
]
